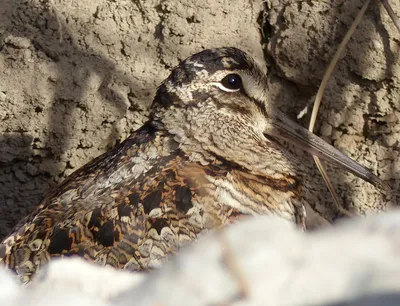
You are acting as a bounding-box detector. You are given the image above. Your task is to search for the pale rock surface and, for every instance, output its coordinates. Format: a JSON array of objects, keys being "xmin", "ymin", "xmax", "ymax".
[{"xmin": 2, "ymin": 213, "xmax": 400, "ymax": 306}]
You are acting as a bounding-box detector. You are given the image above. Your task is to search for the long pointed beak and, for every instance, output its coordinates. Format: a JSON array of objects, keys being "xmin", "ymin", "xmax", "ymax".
[{"xmin": 267, "ymin": 110, "xmax": 389, "ymax": 192}]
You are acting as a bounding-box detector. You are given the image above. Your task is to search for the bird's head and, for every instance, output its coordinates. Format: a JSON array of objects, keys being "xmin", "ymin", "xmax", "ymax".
[{"xmin": 150, "ymin": 47, "xmax": 386, "ymax": 189}]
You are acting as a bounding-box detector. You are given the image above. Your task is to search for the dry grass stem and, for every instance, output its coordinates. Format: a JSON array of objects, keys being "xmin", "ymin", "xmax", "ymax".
[
  {"xmin": 380, "ymin": 0, "xmax": 400, "ymax": 34},
  {"xmin": 309, "ymin": 0, "xmax": 371, "ymax": 216}
]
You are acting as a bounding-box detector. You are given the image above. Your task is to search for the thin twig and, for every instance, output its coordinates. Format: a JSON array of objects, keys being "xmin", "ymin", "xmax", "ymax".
[
  {"xmin": 313, "ymin": 156, "xmax": 353, "ymax": 217},
  {"xmin": 308, "ymin": 0, "xmax": 371, "ymax": 216},
  {"xmin": 380, "ymin": 0, "xmax": 400, "ymax": 34}
]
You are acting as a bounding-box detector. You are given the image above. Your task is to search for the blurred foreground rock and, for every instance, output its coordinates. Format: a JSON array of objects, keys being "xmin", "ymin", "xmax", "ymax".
[{"xmin": 2, "ymin": 212, "xmax": 400, "ymax": 306}]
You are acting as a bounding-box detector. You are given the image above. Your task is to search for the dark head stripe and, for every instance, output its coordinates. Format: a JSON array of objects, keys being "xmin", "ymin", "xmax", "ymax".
[
  {"xmin": 183, "ymin": 47, "xmax": 252, "ymax": 74},
  {"xmin": 164, "ymin": 47, "xmax": 253, "ymax": 86}
]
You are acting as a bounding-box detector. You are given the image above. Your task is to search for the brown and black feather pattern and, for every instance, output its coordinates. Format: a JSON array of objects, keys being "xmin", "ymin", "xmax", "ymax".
[
  {"xmin": 0, "ymin": 47, "xmax": 306, "ymax": 283},
  {"xmin": 0, "ymin": 122, "xmax": 299, "ymax": 283}
]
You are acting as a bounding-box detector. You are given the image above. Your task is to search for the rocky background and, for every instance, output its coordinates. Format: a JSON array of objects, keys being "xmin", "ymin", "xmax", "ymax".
[{"xmin": 0, "ymin": 0, "xmax": 399, "ymax": 238}]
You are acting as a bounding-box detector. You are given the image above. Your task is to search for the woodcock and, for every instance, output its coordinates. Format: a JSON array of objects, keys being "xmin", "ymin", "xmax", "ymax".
[{"xmin": 0, "ymin": 47, "xmax": 387, "ymax": 283}]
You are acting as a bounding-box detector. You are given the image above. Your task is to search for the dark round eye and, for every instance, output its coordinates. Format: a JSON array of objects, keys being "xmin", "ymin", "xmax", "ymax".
[{"xmin": 220, "ymin": 74, "xmax": 242, "ymax": 91}]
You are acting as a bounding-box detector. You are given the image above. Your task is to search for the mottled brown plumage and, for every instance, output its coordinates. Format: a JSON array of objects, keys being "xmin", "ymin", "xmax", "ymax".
[{"xmin": 0, "ymin": 47, "xmax": 386, "ymax": 283}]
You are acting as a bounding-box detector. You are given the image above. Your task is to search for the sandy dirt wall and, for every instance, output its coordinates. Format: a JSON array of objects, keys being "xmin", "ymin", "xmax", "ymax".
[
  {"xmin": 0, "ymin": 0, "xmax": 399, "ymax": 238},
  {"xmin": 263, "ymin": 0, "xmax": 400, "ymax": 221}
]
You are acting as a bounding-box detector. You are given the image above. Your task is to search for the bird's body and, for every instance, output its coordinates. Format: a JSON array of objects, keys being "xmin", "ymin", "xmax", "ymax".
[{"xmin": 0, "ymin": 48, "xmax": 386, "ymax": 283}]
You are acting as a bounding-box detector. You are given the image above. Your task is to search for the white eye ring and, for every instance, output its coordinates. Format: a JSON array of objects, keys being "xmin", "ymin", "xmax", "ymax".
[{"xmin": 210, "ymin": 82, "xmax": 241, "ymax": 92}]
